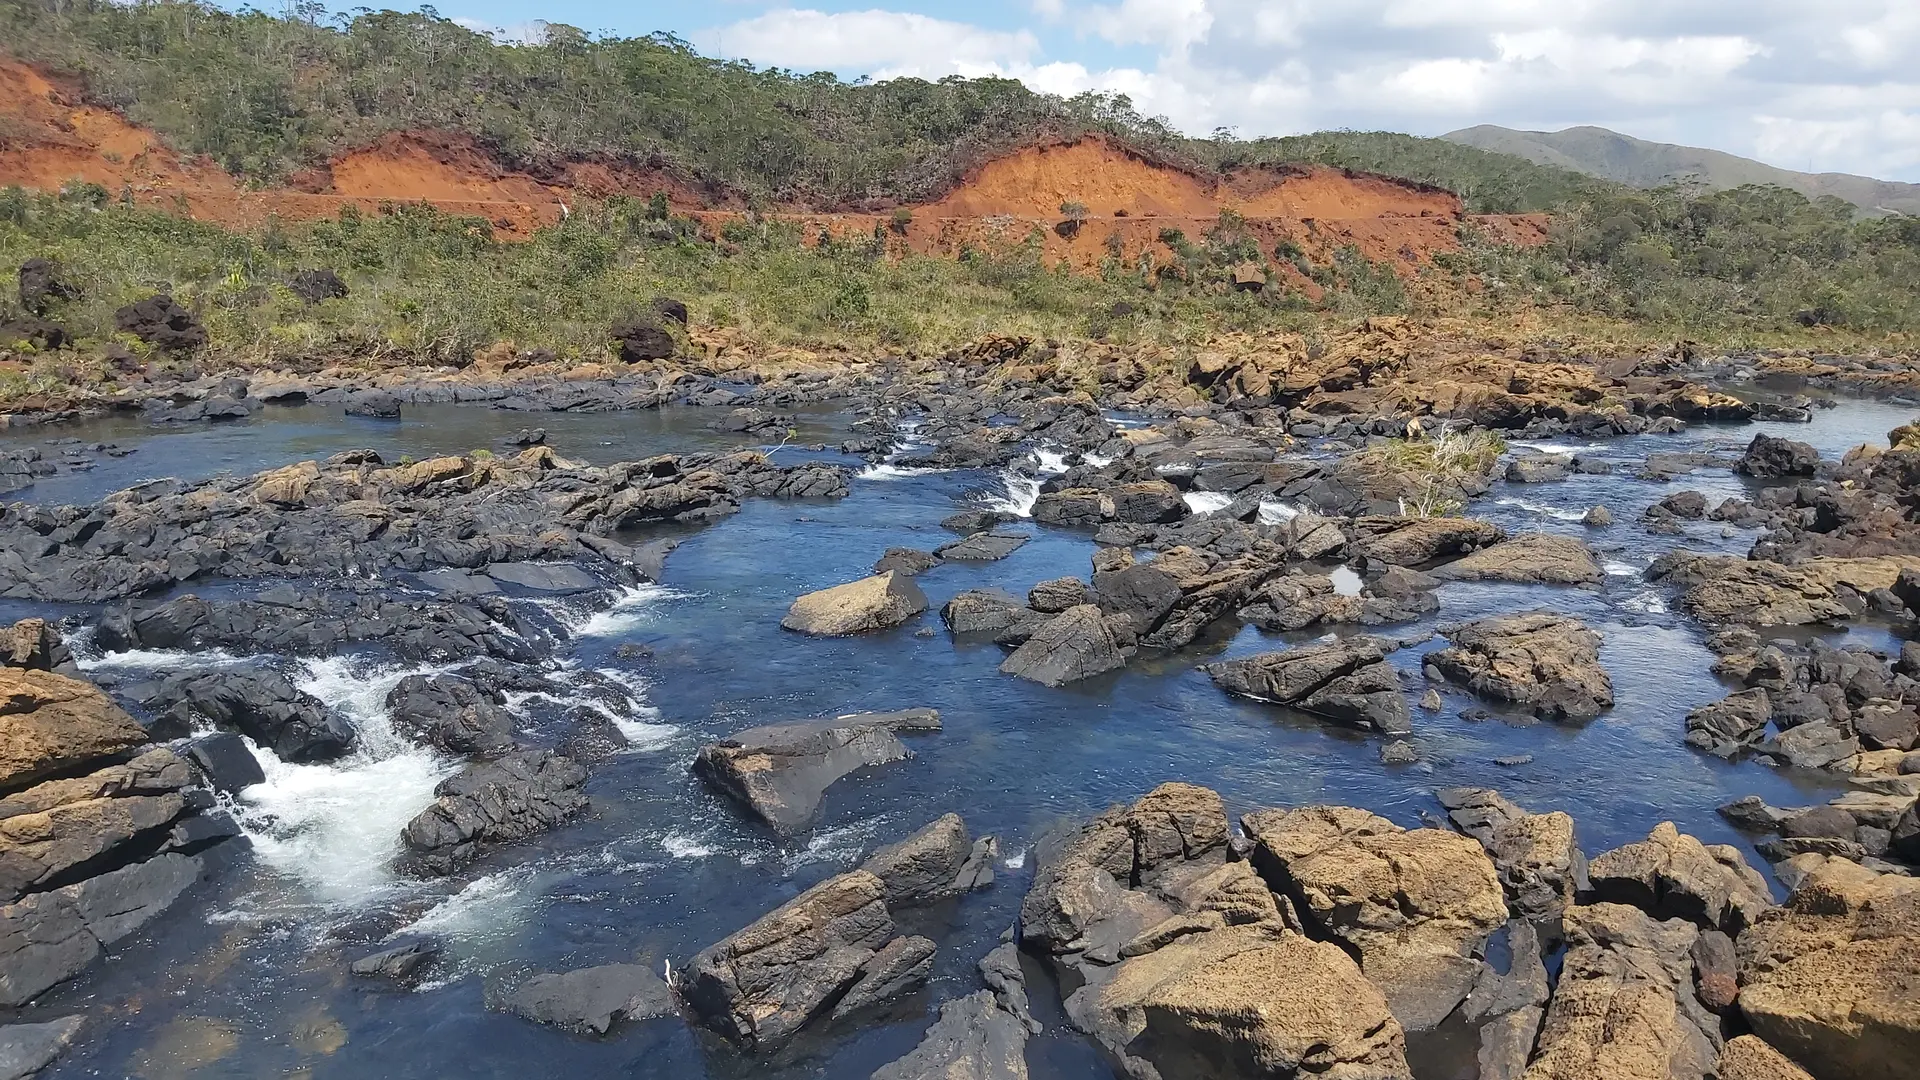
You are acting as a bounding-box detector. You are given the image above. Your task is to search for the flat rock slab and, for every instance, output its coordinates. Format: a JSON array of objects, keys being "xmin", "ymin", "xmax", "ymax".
[
  {"xmin": 484, "ymin": 562, "xmax": 603, "ymax": 594},
  {"xmin": 693, "ymin": 710, "xmax": 941, "ymax": 834},
  {"xmin": 998, "ymin": 606, "xmax": 1128, "ymax": 687},
  {"xmin": 499, "ymin": 963, "xmax": 675, "ymax": 1035},
  {"xmin": 935, "ymin": 531, "xmax": 1030, "ymax": 562},
  {"xmin": 1432, "ymin": 533, "xmax": 1603, "ymax": 585},
  {"xmin": 783, "ymin": 571, "xmax": 928, "ymax": 636},
  {"xmin": 0, "ymin": 1015, "xmax": 84, "ymax": 1080}
]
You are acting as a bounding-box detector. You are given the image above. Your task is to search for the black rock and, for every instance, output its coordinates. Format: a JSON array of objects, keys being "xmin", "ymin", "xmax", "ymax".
[
  {"xmin": 19, "ymin": 257, "xmax": 77, "ymax": 314},
  {"xmin": 499, "ymin": 964, "xmax": 675, "ymax": 1035},
  {"xmin": 350, "ymin": 939, "xmax": 440, "ymax": 982},
  {"xmin": 113, "ymin": 294, "xmax": 206, "ymax": 351},
  {"xmin": 344, "ymin": 390, "xmax": 401, "ymax": 419},
  {"xmin": 288, "ymin": 269, "xmax": 349, "ymax": 304},
  {"xmin": 385, "ymin": 674, "xmax": 516, "ymax": 756},
  {"xmin": 183, "ymin": 732, "xmax": 266, "ymax": 793},
  {"xmin": 399, "ymin": 750, "xmax": 589, "ymax": 875},
  {"xmin": 1736, "ymin": 433, "xmax": 1820, "ymax": 478},
  {"xmin": 693, "ymin": 711, "xmax": 940, "ymax": 834},
  {"xmin": 149, "ymin": 670, "xmax": 356, "ymax": 762}
]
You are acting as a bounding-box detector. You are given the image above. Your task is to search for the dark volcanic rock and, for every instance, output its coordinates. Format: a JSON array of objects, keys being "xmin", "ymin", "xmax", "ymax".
[
  {"xmin": 1737, "ymin": 434, "xmax": 1820, "ymax": 478},
  {"xmin": 147, "ymin": 669, "xmax": 356, "ymax": 762},
  {"xmin": 0, "ymin": 1015, "xmax": 85, "ymax": 1079},
  {"xmin": 385, "ymin": 674, "xmax": 515, "ymax": 756},
  {"xmin": 998, "ymin": 606, "xmax": 1129, "ymax": 687},
  {"xmin": 18, "ymin": 258, "xmax": 75, "ymax": 314},
  {"xmin": 95, "ymin": 592, "xmax": 538, "ymax": 663},
  {"xmin": 288, "ymin": 268, "xmax": 349, "ymax": 304},
  {"xmin": 1206, "ymin": 638, "xmax": 1412, "ymax": 735},
  {"xmin": 941, "ymin": 589, "xmax": 1032, "ymax": 636},
  {"xmin": 113, "ymin": 294, "xmax": 205, "ymax": 352},
  {"xmin": 183, "ymin": 732, "xmax": 266, "ymax": 794},
  {"xmin": 692, "ymin": 710, "xmax": 941, "ymax": 834},
  {"xmin": 499, "ymin": 964, "xmax": 675, "ymax": 1035},
  {"xmin": 350, "ymin": 939, "xmax": 440, "ymax": 982},
  {"xmin": 874, "ymin": 548, "xmax": 940, "ymax": 577},
  {"xmin": 344, "ymin": 390, "xmax": 401, "ymax": 419},
  {"xmin": 398, "ymin": 750, "xmax": 588, "ymax": 875}
]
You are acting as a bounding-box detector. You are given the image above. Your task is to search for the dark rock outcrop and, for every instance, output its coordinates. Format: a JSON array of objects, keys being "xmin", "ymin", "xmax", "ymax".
[
  {"xmin": 385, "ymin": 674, "xmax": 515, "ymax": 756},
  {"xmin": 1206, "ymin": 638, "xmax": 1412, "ymax": 735},
  {"xmin": 998, "ymin": 606, "xmax": 1130, "ymax": 687},
  {"xmin": 692, "ymin": 710, "xmax": 941, "ymax": 834},
  {"xmin": 398, "ymin": 750, "xmax": 588, "ymax": 875},
  {"xmin": 498, "ymin": 963, "xmax": 676, "ymax": 1035},
  {"xmin": 113, "ymin": 294, "xmax": 205, "ymax": 352},
  {"xmin": 145, "ymin": 670, "xmax": 356, "ymax": 762}
]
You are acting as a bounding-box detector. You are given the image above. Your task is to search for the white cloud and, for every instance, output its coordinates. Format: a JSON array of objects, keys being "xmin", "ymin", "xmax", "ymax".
[
  {"xmin": 452, "ymin": 16, "xmax": 549, "ymax": 45},
  {"xmin": 696, "ymin": 1, "xmax": 1920, "ymax": 181},
  {"xmin": 696, "ymin": 9, "xmax": 1038, "ymax": 77}
]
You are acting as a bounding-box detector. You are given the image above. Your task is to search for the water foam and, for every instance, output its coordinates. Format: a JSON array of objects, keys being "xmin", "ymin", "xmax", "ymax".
[
  {"xmin": 1511, "ymin": 441, "xmax": 1585, "ymax": 455},
  {"xmin": 1604, "ymin": 560, "xmax": 1642, "ymax": 577},
  {"xmin": 1622, "ymin": 591, "xmax": 1670, "ymax": 614},
  {"xmin": 1082, "ymin": 451, "xmax": 1114, "ymax": 468},
  {"xmin": 1033, "ymin": 447, "xmax": 1071, "ymax": 475},
  {"xmin": 1494, "ymin": 497, "xmax": 1589, "ymax": 523},
  {"xmin": 1329, "ymin": 566, "xmax": 1364, "ymax": 597},
  {"xmin": 568, "ymin": 584, "xmax": 688, "ymax": 638},
  {"xmin": 76, "ymin": 645, "xmax": 249, "ymax": 673},
  {"xmin": 1257, "ymin": 499, "xmax": 1300, "ymax": 525},
  {"xmin": 228, "ymin": 657, "xmax": 460, "ymax": 907},
  {"xmin": 1183, "ymin": 491, "xmax": 1235, "ymax": 515},
  {"xmin": 982, "ymin": 469, "xmax": 1041, "ymax": 517},
  {"xmin": 857, "ymin": 462, "xmax": 949, "ymax": 481}
]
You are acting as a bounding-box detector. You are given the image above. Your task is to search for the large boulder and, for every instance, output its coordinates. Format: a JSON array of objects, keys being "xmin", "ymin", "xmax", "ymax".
[
  {"xmin": 782, "ymin": 572, "xmax": 928, "ymax": 636},
  {"xmin": 1586, "ymin": 822, "xmax": 1772, "ymax": 937},
  {"xmin": 1242, "ymin": 805, "xmax": 1508, "ymax": 1031},
  {"xmin": 384, "ymin": 674, "xmax": 515, "ymax": 756},
  {"xmin": 1090, "ymin": 563, "xmax": 1185, "ymax": 638},
  {"xmin": 1736, "ymin": 859, "xmax": 1920, "ymax": 1080},
  {"xmin": 0, "ymin": 748, "xmax": 193, "ymax": 903},
  {"xmin": 1431, "ymin": 533, "xmax": 1603, "ymax": 586},
  {"xmin": 148, "ymin": 670, "xmax": 355, "ymax": 762},
  {"xmin": 1430, "ymin": 612, "xmax": 1614, "ymax": 720},
  {"xmin": 1089, "ymin": 924, "xmax": 1412, "ymax": 1080},
  {"xmin": 998, "ymin": 605, "xmax": 1130, "ymax": 687},
  {"xmin": 859, "ymin": 812, "xmax": 995, "ymax": 908},
  {"xmin": 1133, "ymin": 546, "xmax": 1286, "ymax": 650},
  {"xmin": 0, "ymin": 852, "xmax": 203, "ymax": 1005},
  {"xmin": 685, "ymin": 869, "xmax": 910, "ymax": 1050},
  {"xmin": 1684, "ymin": 688, "xmax": 1773, "ymax": 757},
  {"xmin": 871, "ymin": 988, "xmax": 1030, "ymax": 1080},
  {"xmin": 692, "ymin": 710, "xmax": 941, "ymax": 834},
  {"xmin": 113, "ymin": 294, "xmax": 205, "ymax": 352},
  {"xmin": 1435, "ymin": 787, "xmax": 1585, "ymax": 919},
  {"xmin": 1206, "ymin": 638, "xmax": 1412, "ymax": 735},
  {"xmin": 1738, "ymin": 434, "xmax": 1821, "ymax": 478},
  {"xmin": 2, "ymin": 619, "xmax": 72, "ymax": 673},
  {"xmin": 1645, "ymin": 554, "xmax": 1889, "ymax": 627},
  {"xmin": 0, "ymin": 670, "xmax": 148, "ymax": 790},
  {"xmin": 941, "ymin": 589, "xmax": 1034, "ymax": 636},
  {"xmin": 1520, "ymin": 903, "xmax": 1720, "ymax": 1080},
  {"xmin": 398, "ymin": 750, "xmax": 588, "ymax": 875},
  {"xmin": 1031, "ymin": 489, "xmax": 1112, "ymax": 528},
  {"xmin": 497, "ymin": 963, "xmax": 675, "ymax": 1035}
]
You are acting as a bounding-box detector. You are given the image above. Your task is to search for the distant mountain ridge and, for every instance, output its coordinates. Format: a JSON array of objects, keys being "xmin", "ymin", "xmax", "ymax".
[{"xmin": 1442, "ymin": 124, "xmax": 1920, "ymax": 217}]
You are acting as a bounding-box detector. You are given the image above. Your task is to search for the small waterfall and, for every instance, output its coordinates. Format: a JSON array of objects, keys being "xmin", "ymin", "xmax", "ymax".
[
  {"xmin": 983, "ymin": 468, "xmax": 1042, "ymax": 517},
  {"xmin": 1183, "ymin": 491, "xmax": 1235, "ymax": 515},
  {"xmin": 1257, "ymin": 498, "xmax": 1300, "ymax": 525}
]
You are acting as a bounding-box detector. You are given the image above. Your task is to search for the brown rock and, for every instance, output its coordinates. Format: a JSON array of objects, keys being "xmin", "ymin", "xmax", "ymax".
[
  {"xmin": 1430, "ymin": 612, "xmax": 1613, "ymax": 720},
  {"xmin": 1587, "ymin": 822, "xmax": 1773, "ymax": 937},
  {"xmin": 1737, "ymin": 860, "xmax": 1920, "ymax": 1080},
  {"xmin": 1094, "ymin": 924, "xmax": 1412, "ymax": 1080},
  {"xmin": 1521, "ymin": 903, "xmax": 1720, "ymax": 1080},
  {"xmin": 1716, "ymin": 1035, "xmax": 1817, "ymax": 1080},
  {"xmin": 782, "ymin": 572, "xmax": 928, "ymax": 636},
  {"xmin": 1431, "ymin": 533, "xmax": 1604, "ymax": 585},
  {"xmin": 1434, "ymin": 787, "xmax": 1585, "ymax": 919},
  {"xmin": 1242, "ymin": 805, "xmax": 1507, "ymax": 1031},
  {"xmin": 0, "ymin": 670, "xmax": 150, "ymax": 792},
  {"xmin": 1346, "ymin": 516, "xmax": 1505, "ymax": 568}
]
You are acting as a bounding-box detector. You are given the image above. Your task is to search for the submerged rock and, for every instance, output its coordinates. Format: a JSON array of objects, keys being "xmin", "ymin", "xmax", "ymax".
[
  {"xmin": 0, "ymin": 1015, "xmax": 85, "ymax": 1080},
  {"xmin": 1206, "ymin": 638, "xmax": 1412, "ymax": 735},
  {"xmin": 692, "ymin": 710, "xmax": 941, "ymax": 834},
  {"xmin": 935, "ymin": 531, "xmax": 1029, "ymax": 562},
  {"xmin": 782, "ymin": 572, "xmax": 928, "ymax": 636},
  {"xmin": 1430, "ymin": 613, "xmax": 1613, "ymax": 720},
  {"xmin": 499, "ymin": 964, "xmax": 675, "ymax": 1035}
]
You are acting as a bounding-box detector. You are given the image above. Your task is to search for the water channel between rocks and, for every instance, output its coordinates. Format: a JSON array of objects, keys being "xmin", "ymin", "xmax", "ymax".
[{"xmin": 0, "ymin": 392, "xmax": 1911, "ymax": 1079}]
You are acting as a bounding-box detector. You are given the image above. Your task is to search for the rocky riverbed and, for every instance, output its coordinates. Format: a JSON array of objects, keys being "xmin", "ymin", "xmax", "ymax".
[{"xmin": 0, "ymin": 349, "xmax": 1915, "ymax": 1080}]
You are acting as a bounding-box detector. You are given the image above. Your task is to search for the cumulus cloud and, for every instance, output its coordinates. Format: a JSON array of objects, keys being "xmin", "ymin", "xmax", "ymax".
[
  {"xmin": 695, "ymin": 2, "xmax": 1920, "ymax": 180},
  {"xmin": 697, "ymin": 9, "xmax": 1039, "ymax": 78}
]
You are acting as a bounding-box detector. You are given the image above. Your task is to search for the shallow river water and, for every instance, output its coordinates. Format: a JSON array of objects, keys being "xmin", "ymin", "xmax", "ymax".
[{"xmin": 1, "ymin": 391, "xmax": 1912, "ymax": 1079}]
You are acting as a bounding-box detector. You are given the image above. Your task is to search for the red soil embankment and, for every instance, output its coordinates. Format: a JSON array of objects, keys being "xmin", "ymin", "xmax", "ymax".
[{"xmin": 0, "ymin": 57, "xmax": 1548, "ymax": 273}]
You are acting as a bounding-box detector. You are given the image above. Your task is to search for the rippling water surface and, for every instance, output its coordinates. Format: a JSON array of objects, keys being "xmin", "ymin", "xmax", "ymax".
[{"xmin": 0, "ymin": 393, "xmax": 1908, "ymax": 1079}]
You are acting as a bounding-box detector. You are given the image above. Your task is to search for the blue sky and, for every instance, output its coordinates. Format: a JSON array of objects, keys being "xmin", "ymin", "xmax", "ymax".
[{"xmin": 424, "ymin": 2, "xmax": 1920, "ymax": 181}]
